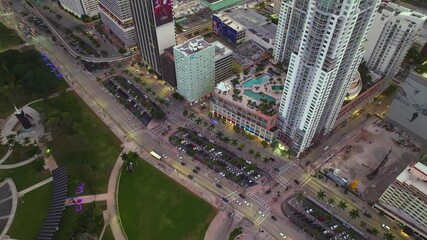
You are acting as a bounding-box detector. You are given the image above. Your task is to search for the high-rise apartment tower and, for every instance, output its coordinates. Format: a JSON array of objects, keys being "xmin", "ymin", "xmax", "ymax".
[
  {"xmin": 273, "ymin": 0, "xmax": 380, "ymax": 155},
  {"xmin": 99, "ymin": 0, "xmax": 137, "ymax": 48},
  {"xmin": 129, "ymin": 0, "xmax": 176, "ymax": 75}
]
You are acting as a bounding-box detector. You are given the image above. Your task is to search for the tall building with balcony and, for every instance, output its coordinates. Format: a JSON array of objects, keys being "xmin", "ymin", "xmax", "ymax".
[
  {"xmin": 375, "ymin": 162, "xmax": 427, "ymax": 240},
  {"xmin": 99, "ymin": 0, "xmax": 136, "ymax": 48},
  {"xmin": 130, "ymin": 0, "xmax": 176, "ymax": 75},
  {"xmin": 273, "ymin": 0, "xmax": 379, "ymax": 155},
  {"xmin": 363, "ymin": 2, "xmax": 426, "ymax": 86},
  {"xmin": 60, "ymin": 0, "xmax": 99, "ymax": 17},
  {"xmin": 174, "ymin": 37, "xmax": 215, "ymax": 103}
]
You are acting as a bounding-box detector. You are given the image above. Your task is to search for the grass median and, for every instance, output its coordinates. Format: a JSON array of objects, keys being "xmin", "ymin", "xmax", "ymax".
[{"xmin": 118, "ymin": 157, "xmax": 217, "ymax": 240}]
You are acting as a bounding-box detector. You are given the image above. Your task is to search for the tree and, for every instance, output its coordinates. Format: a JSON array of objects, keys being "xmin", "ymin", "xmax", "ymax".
[
  {"xmin": 188, "ymin": 112, "xmax": 195, "ymax": 120},
  {"xmin": 383, "ymin": 233, "xmax": 395, "ymax": 240},
  {"xmin": 222, "ymin": 136, "xmax": 230, "ymax": 144},
  {"xmin": 249, "ymin": 149, "xmax": 255, "ymax": 155},
  {"xmin": 338, "ymin": 200, "xmax": 348, "ymax": 210},
  {"xmin": 270, "ymin": 140, "xmax": 278, "ymax": 150},
  {"xmin": 231, "ymin": 139, "xmax": 238, "ymax": 146},
  {"xmin": 349, "ymin": 209, "xmax": 360, "ymax": 220},
  {"xmin": 280, "ymin": 149, "xmax": 287, "ymax": 156},
  {"xmin": 370, "ymin": 227, "xmax": 379, "ymax": 236},
  {"xmin": 262, "ymin": 156, "xmax": 269, "ymax": 163},
  {"xmin": 183, "ymin": 109, "xmax": 189, "ymax": 117},
  {"xmin": 208, "ymin": 124, "xmax": 215, "ymax": 131},
  {"xmin": 327, "ymin": 197, "xmax": 335, "ymax": 206},
  {"xmin": 195, "ymin": 117, "xmax": 202, "ymax": 125},
  {"xmin": 261, "ymin": 140, "xmax": 269, "ymax": 148},
  {"xmin": 215, "ymin": 131, "xmax": 223, "ymax": 139},
  {"xmin": 238, "ymin": 143, "xmax": 245, "ymax": 151},
  {"xmin": 316, "ymin": 190, "xmax": 326, "ymax": 200},
  {"xmin": 359, "ymin": 221, "xmax": 367, "ymax": 228},
  {"xmin": 254, "ymin": 152, "xmax": 261, "ymax": 159},
  {"xmin": 296, "ymin": 191, "xmax": 304, "ymax": 203}
]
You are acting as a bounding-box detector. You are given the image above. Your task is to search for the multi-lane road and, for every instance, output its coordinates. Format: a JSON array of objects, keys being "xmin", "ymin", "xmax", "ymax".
[{"xmin": 1, "ymin": 4, "xmax": 406, "ymax": 239}]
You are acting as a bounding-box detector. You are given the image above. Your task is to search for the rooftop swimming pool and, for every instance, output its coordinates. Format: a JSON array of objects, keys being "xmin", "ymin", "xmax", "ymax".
[
  {"xmin": 243, "ymin": 90, "xmax": 276, "ymax": 103},
  {"xmin": 242, "ymin": 74, "xmax": 271, "ymax": 88}
]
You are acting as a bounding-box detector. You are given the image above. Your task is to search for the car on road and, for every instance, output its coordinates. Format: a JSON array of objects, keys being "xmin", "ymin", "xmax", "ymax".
[
  {"xmin": 271, "ymin": 215, "xmax": 277, "ymax": 221},
  {"xmin": 188, "ymin": 174, "xmax": 194, "ymax": 180},
  {"xmin": 235, "ymin": 200, "xmax": 242, "ymax": 206},
  {"xmin": 195, "ymin": 166, "xmax": 201, "ymax": 171},
  {"xmin": 192, "ymin": 169, "xmax": 198, "ymax": 174},
  {"xmin": 324, "ymin": 146, "xmax": 330, "ymax": 151},
  {"xmin": 381, "ymin": 224, "xmax": 390, "ymax": 231},
  {"xmin": 294, "ymin": 179, "xmax": 300, "ymax": 185},
  {"xmin": 239, "ymin": 193, "xmax": 245, "ymax": 198},
  {"xmin": 330, "ymin": 225, "xmax": 338, "ymax": 230},
  {"xmin": 180, "ymin": 161, "xmax": 186, "ymax": 166},
  {"xmin": 279, "ymin": 233, "xmax": 286, "ymax": 238},
  {"xmin": 177, "ymin": 155, "xmax": 183, "ymax": 159},
  {"xmin": 305, "ymin": 208, "xmax": 313, "ymax": 214},
  {"xmin": 243, "ymin": 200, "xmax": 249, "ymax": 206},
  {"xmin": 222, "ymin": 197, "xmax": 229, "ymax": 203},
  {"xmin": 215, "ymin": 183, "xmax": 222, "ymax": 188}
]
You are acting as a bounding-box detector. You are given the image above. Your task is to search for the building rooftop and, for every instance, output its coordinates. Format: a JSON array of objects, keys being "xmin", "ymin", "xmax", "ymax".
[
  {"xmin": 175, "ymin": 37, "xmax": 212, "ymax": 55},
  {"xmin": 175, "ymin": 8, "xmax": 212, "ymax": 29},
  {"xmin": 199, "ymin": 0, "xmax": 244, "ymax": 12},
  {"xmin": 214, "ymin": 69, "xmax": 284, "ymax": 116},
  {"xmin": 211, "ymin": 41, "xmax": 233, "ymax": 60},
  {"xmin": 215, "ymin": 7, "xmax": 277, "ymax": 42},
  {"xmin": 396, "ymin": 162, "xmax": 427, "ymax": 196},
  {"xmin": 233, "ymin": 40, "xmax": 269, "ymax": 67}
]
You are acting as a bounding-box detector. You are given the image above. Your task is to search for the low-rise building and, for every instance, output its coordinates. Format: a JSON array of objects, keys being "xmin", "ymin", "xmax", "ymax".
[
  {"xmin": 210, "ymin": 73, "xmax": 282, "ymax": 141},
  {"xmin": 375, "ymin": 162, "xmax": 427, "ymax": 239},
  {"xmin": 60, "ymin": 0, "xmax": 99, "ymax": 18},
  {"xmin": 212, "ymin": 41, "xmax": 233, "ymax": 83}
]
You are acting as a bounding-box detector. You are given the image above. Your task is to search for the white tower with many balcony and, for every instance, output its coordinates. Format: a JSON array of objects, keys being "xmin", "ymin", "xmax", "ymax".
[{"xmin": 274, "ymin": 0, "xmax": 380, "ymax": 155}]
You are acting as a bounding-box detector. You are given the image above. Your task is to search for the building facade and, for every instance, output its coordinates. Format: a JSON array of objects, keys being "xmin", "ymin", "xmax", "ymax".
[
  {"xmin": 130, "ymin": 0, "xmax": 176, "ymax": 75},
  {"xmin": 274, "ymin": 0, "xmax": 379, "ymax": 155},
  {"xmin": 60, "ymin": 0, "xmax": 99, "ymax": 17},
  {"xmin": 99, "ymin": 0, "xmax": 136, "ymax": 48},
  {"xmin": 375, "ymin": 162, "xmax": 427, "ymax": 239},
  {"xmin": 363, "ymin": 2, "xmax": 426, "ymax": 85},
  {"xmin": 174, "ymin": 37, "xmax": 215, "ymax": 102},
  {"xmin": 212, "ymin": 41, "xmax": 233, "ymax": 83}
]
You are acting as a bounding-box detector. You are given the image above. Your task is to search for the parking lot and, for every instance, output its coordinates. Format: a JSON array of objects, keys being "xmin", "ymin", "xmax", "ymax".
[
  {"xmin": 285, "ymin": 197, "xmax": 364, "ymax": 240},
  {"xmin": 103, "ymin": 75, "xmax": 166, "ymax": 126},
  {"xmin": 170, "ymin": 128, "xmax": 271, "ymax": 188},
  {"xmin": 321, "ymin": 116, "xmax": 422, "ymax": 203}
]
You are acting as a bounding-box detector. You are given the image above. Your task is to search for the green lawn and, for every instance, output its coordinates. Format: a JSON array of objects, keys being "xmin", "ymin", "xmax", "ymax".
[
  {"xmin": 119, "ymin": 158, "xmax": 217, "ymax": 240},
  {"xmin": 7, "ymin": 182, "xmax": 52, "ymax": 239},
  {"xmin": 31, "ymin": 92, "xmax": 122, "ymax": 194},
  {"xmin": 2, "ymin": 145, "xmax": 35, "ymax": 164},
  {"xmin": 102, "ymin": 225, "xmax": 114, "ymax": 240},
  {"xmin": 54, "ymin": 202, "xmax": 106, "ymax": 240},
  {"xmin": 0, "ymin": 144, "xmax": 9, "ymax": 158},
  {"xmin": 0, "ymin": 22, "xmax": 24, "ymax": 51},
  {"xmin": 0, "ymin": 159, "xmax": 50, "ymax": 191}
]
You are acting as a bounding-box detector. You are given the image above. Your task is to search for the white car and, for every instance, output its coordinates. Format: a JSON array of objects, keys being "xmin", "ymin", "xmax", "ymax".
[
  {"xmin": 235, "ymin": 200, "xmax": 242, "ymax": 206},
  {"xmin": 382, "ymin": 224, "xmax": 390, "ymax": 231},
  {"xmin": 279, "ymin": 233, "xmax": 287, "ymax": 239},
  {"xmin": 243, "ymin": 200, "xmax": 250, "ymax": 206},
  {"xmin": 324, "ymin": 146, "xmax": 329, "ymax": 151},
  {"xmin": 330, "ymin": 225, "xmax": 338, "ymax": 230},
  {"xmin": 305, "ymin": 208, "xmax": 314, "ymax": 214},
  {"xmin": 177, "ymin": 155, "xmax": 183, "ymax": 159}
]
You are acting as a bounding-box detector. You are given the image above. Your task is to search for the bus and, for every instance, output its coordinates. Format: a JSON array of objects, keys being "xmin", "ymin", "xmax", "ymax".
[{"xmin": 150, "ymin": 151, "xmax": 162, "ymax": 160}]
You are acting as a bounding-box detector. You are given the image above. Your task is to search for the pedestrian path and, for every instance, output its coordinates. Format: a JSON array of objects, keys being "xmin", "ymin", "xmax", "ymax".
[
  {"xmin": 64, "ymin": 193, "xmax": 108, "ymax": 206},
  {"xmin": 0, "ymin": 154, "xmax": 40, "ymax": 169},
  {"xmin": 298, "ymin": 174, "xmax": 312, "ymax": 187},
  {"xmin": 254, "ymin": 211, "xmax": 270, "ymax": 226},
  {"xmin": 0, "ymin": 149, "xmax": 12, "ymax": 165},
  {"xmin": 18, "ymin": 177, "xmax": 53, "ymax": 197},
  {"xmin": 250, "ymin": 194, "xmax": 267, "ymax": 207}
]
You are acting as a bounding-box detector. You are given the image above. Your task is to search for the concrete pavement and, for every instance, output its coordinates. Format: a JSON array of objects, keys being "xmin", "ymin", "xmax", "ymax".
[{"xmin": 17, "ymin": 177, "xmax": 53, "ymax": 197}]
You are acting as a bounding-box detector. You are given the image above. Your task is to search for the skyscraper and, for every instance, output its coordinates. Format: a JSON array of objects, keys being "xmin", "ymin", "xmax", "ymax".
[
  {"xmin": 59, "ymin": 0, "xmax": 99, "ymax": 17},
  {"xmin": 99, "ymin": 0, "xmax": 137, "ymax": 48},
  {"xmin": 274, "ymin": 0, "xmax": 379, "ymax": 155},
  {"xmin": 129, "ymin": 0, "xmax": 176, "ymax": 75},
  {"xmin": 174, "ymin": 37, "xmax": 215, "ymax": 103},
  {"xmin": 363, "ymin": 2, "xmax": 426, "ymax": 85}
]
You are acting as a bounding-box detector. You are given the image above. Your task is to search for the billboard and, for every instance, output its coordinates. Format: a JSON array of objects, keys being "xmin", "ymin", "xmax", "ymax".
[
  {"xmin": 212, "ymin": 15, "xmax": 238, "ymax": 44},
  {"xmin": 153, "ymin": 0, "xmax": 173, "ymax": 27},
  {"xmin": 387, "ymin": 72, "xmax": 427, "ymax": 143}
]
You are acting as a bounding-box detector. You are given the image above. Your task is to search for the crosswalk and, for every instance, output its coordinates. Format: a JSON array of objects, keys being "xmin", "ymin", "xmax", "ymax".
[
  {"xmin": 298, "ymin": 174, "xmax": 312, "ymax": 187},
  {"xmin": 276, "ymin": 175, "xmax": 289, "ymax": 188},
  {"xmin": 277, "ymin": 162, "xmax": 293, "ymax": 175},
  {"xmin": 230, "ymin": 211, "xmax": 243, "ymax": 222},
  {"xmin": 254, "ymin": 211, "xmax": 270, "ymax": 226},
  {"xmin": 250, "ymin": 194, "xmax": 267, "ymax": 207}
]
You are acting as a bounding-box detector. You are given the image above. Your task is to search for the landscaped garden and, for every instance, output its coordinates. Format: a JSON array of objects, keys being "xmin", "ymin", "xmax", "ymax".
[
  {"xmin": 0, "ymin": 159, "xmax": 50, "ymax": 191},
  {"xmin": 31, "ymin": 92, "xmax": 122, "ymax": 194},
  {"xmin": 118, "ymin": 154, "xmax": 217, "ymax": 240}
]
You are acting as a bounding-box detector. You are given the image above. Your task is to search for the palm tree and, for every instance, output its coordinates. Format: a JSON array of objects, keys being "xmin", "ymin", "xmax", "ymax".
[
  {"xmin": 188, "ymin": 112, "xmax": 196, "ymax": 120},
  {"xmin": 183, "ymin": 110, "xmax": 188, "ymax": 116},
  {"xmin": 296, "ymin": 191, "xmax": 304, "ymax": 203},
  {"xmin": 359, "ymin": 221, "xmax": 367, "ymax": 228},
  {"xmin": 222, "ymin": 136, "xmax": 230, "ymax": 144},
  {"xmin": 249, "ymin": 149, "xmax": 255, "ymax": 155},
  {"xmin": 208, "ymin": 112, "xmax": 213, "ymax": 118},
  {"xmin": 195, "ymin": 117, "xmax": 202, "ymax": 125},
  {"xmin": 215, "ymin": 131, "xmax": 223, "ymax": 139},
  {"xmin": 327, "ymin": 197, "xmax": 335, "ymax": 206},
  {"xmin": 312, "ymin": 230, "xmax": 320, "ymax": 240},
  {"xmin": 338, "ymin": 200, "xmax": 348, "ymax": 210},
  {"xmin": 349, "ymin": 209, "xmax": 360, "ymax": 220},
  {"xmin": 231, "ymin": 139, "xmax": 238, "ymax": 146},
  {"xmin": 262, "ymin": 156, "xmax": 269, "ymax": 163},
  {"xmin": 270, "ymin": 140, "xmax": 278, "ymax": 150},
  {"xmin": 316, "ymin": 190, "xmax": 326, "ymax": 200},
  {"xmin": 238, "ymin": 143, "xmax": 245, "ymax": 151},
  {"xmin": 370, "ymin": 227, "xmax": 379, "ymax": 236},
  {"xmin": 208, "ymin": 124, "xmax": 215, "ymax": 131},
  {"xmin": 254, "ymin": 152, "xmax": 261, "ymax": 159},
  {"xmin": 280, "ymin": 149, "xmax": 287, "ymax": 156},
  {"xmin": 383, "ymin": 233, "xmax": 395, "ymax": 240}
]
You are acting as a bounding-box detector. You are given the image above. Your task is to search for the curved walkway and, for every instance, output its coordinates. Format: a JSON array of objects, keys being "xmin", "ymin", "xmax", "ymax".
[
  {"xmin": 204, "ymin": 211, "xmax": 230, "ymax": 240},
  {"xmin": 0, "ymin": 149, "xmax": 13, "ymax": 165},
  {"xmin": 0, "ymin": 154, "xmax": 40, "ymax": 169},
  {"xmin": 0, "ymin": 178, "xmax": 18, "ymax": 240}
]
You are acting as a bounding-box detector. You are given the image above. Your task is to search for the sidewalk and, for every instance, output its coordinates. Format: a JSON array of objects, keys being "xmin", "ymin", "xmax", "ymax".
[
  {"xmin": 18, "ymin": 177, "xmax": 53, "ymax": 197},
  {"xmin": 64, "ymin": 193, "xmax": 108, "ymax": 206}
]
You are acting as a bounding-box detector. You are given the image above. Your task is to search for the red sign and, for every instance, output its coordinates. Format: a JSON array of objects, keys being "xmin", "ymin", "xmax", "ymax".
[{"xmin": 153, "ymin": 0, "xmax": 173, "ymax": 27}]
